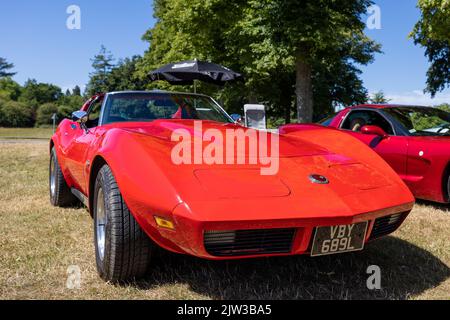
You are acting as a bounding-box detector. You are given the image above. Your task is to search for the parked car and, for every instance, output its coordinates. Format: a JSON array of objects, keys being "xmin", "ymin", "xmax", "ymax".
[
  {"xmin": 281, "ymin": 104, "xmax": 450, "ymax": 204},
  {"xmin": 50, "ymin": 92, "xmax": 414, "ymax": 282}
]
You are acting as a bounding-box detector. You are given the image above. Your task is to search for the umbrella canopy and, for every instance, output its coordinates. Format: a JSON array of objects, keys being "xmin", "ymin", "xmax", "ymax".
[{"xmin": 149, "ymin": 60, "xmax": 243, "ymax": 86}]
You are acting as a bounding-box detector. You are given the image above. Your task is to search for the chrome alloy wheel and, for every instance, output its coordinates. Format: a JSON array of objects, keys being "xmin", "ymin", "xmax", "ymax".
[
  {"xmin": 95, "ymin": 188, "xmax": 107, "ymax": 261},
  {"xmin": 49, "ymin": 155, "xmax": 56, "ymax": 198}
]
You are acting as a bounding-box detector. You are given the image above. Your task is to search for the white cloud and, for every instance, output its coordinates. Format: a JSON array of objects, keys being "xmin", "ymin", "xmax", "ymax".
[{"xmin": 381, "ymin": 90, "xmax": 450, "ymax": 106}]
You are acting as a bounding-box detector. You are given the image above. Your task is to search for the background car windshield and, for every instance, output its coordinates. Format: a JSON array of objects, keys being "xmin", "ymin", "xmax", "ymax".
[
  {"xmin": 384, "ymin": 107, "xmax": 450, "ymax": 136},
  {"xmin": 103, "ymin": 92, "xmax": 233, "ymax": 125}
]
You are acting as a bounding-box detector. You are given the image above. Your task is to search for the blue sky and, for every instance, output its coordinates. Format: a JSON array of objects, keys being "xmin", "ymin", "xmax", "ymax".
[{"xmin": 0, "ymin": 0, "xmax": 448, "ymax": 105}]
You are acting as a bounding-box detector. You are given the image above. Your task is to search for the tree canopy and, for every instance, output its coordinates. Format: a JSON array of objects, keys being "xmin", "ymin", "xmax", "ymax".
[
  {"xmin": 412, "ymin": 0, "xmax": 450, "ymax": 96},
  {"xmin": 86, "ymin": 46, "xmax": 115, "ymax": 96},
  {"xmin": 20, "ymin": 79, "xmax": 63, "ymax": 108},
  {"xmin": 138, "ymin": 0, "xmax": 380, "ymax": 123}
]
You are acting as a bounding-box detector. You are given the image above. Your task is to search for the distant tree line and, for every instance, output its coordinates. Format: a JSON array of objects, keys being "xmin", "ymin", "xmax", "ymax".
[{"xmin": 0, "ymin": 59, "xmax": 84, "ymax": 127}]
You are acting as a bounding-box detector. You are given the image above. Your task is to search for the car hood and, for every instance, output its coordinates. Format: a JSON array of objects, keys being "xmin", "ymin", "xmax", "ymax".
[
  {"xmin": 110, "ymin": 120, "xmax": 395, "ymax": 201},
  {"xmin": 119, "ymin": 119, "xmax": 329, "ymax": 158}
]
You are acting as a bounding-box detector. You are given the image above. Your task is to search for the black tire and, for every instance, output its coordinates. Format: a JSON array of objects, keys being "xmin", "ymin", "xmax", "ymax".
[
  {"xmin": 447, "ymin": 175, "xmax": 450, "ymax": 202},
  {"xmin": 49, "ymin": 147, "xmax": 77, "ymax": 207},
  {"xmin": 93, "ymin": 165, "xmax": 153, "ymax": 282}
]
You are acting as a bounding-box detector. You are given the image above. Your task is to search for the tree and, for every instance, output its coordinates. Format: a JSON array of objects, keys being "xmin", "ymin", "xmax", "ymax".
[
  {"xmin": 0, "ymin": 99, "xmax": 34, "ymax": 127},
  {"xmin": 412, "ymin": 0, "xmax": 450, "ymax": 96},
  {"xmin": 0, "ymin": 57, "xmax": 16, "ymax": 78},
  {"xmin": 106, "ymin": 56, "xmax": 147, "ymax": 91},
  {"xmin": 138, "ymin": 0, "xmax": 379, "ymax": 123},
  {"xmin": 57, "ymin": 94, "xmax": 85, "ymax": 112},
  {"xmin": 36, "ymin": 103, "xmax": 59, "ymax": 126},
  {"xmin": 72, "ymin": 85, "xmax": 82, "ymax": 96},
  {"xmin": 86, "ymin": 46, "xmax": 115, "ymax": 95},
  {"xmin": 20, "ymin": 79, "xmax": 62, "ymax": 109},
  {"xmin": 369, "ymin": 91, "xmax": 391, "ymax": 104},
  {"xmin": 0, "ymin": 78, "xmax": 22, "ymax": 101}
]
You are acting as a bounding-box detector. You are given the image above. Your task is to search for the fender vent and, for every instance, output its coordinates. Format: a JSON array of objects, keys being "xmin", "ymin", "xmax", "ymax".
[
  {"xmin": 204, "ymin": 228, "xmax": 296, "ymax": 257},
  {"xmin": 369, "ymin": 213, "xmax": 407, "ymax": 240}
]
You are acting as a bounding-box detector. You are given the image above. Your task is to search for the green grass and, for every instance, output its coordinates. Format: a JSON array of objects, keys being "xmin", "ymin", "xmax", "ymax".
[
  {"xmin": 0, "ymin": 128, "xmax": 54, "ymax": 139},
  {"xmin": 0, "ymin": 141, "xmax": 449, "ymax": 300}
]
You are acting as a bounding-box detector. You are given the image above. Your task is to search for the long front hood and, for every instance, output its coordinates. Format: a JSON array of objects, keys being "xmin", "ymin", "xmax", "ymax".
[
  {"xmin": 118, "ymin": 119, "xmax": 330, "ymax": 158},
  {"xmin": 107, "ymin": 120, "xmax": 414, "ymax": 222}
]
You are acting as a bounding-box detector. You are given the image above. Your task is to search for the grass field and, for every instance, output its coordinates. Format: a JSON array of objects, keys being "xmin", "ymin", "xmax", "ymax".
[
  {"xmin": 0, "ymin": 135, "xmax": 449, "ymax": 300},
  {"xmin": 0, "ymin": 127, "xmax": 54, "ymax": 140}
]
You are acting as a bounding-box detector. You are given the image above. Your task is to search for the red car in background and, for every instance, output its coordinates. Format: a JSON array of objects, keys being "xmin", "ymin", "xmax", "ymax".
[
  {"xmin": 50, "ymin": 94, "xmax": 414, "ymax": 282},
  {"xmin": 281, "ymin": 104, "xmax": 450, "ymax": 204}
]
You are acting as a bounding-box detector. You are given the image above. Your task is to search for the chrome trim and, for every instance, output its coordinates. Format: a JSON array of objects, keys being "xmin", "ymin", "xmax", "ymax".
[
  {"xmin": 50, "ymin": 156, "xmax": 56, "ymax": 197},
  {"xmin": 309, "ymin": 174, "xmax": 329, "ymax": 185},
  {"xmin": 95, "ymin": 187, "xmax": 107, "ymax": 262},
  {"xmin": 98, "ymin": 93, "xmax": 109, "ymax": 127},
  {"xmin": 71, "ymin": 188, "xmax": 88, "ymax": 207}
]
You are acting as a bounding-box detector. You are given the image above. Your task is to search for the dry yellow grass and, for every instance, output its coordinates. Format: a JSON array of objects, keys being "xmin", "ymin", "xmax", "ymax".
[{"xmin": 0, "ymin": 140, "xmax": 449, "ymax": 300}]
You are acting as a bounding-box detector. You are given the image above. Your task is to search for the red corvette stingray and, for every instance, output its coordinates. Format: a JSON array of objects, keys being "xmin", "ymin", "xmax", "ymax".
[
  {"xmin": 281, "ymin": 104, "xmax": 450, "ymax": 204},
  {"xmin": 50, "ymin": 92, "xmax": 414, "ymax": 282}
]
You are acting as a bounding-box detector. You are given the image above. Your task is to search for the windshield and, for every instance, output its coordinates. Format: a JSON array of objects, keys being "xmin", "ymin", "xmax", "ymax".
[
  {"xmin": 102, "ymin": 92, "xmax": 233, "ymax": 125},
  {"xmin": 383, "ymin": 107, "xmax": 450, "ymax": 136}
]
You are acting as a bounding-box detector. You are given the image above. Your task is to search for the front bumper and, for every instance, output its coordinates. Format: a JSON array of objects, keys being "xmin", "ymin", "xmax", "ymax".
[{"xmin": 153, "ymin": 202, "xmax": 413, "ymax": 260}]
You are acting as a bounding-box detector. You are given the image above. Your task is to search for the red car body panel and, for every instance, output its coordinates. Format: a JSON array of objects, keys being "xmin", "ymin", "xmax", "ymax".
[
  {"xmin": 52, "ymin": 96, "xmax": 415, "ymax": 260},
  {"xmin": 281, "ymin": 104, "xmax": 450, "ymax": 203}
]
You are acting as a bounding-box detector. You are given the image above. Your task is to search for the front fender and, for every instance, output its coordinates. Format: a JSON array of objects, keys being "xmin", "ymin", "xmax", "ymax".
[{"xmin": 87, "ymin": 129, "xmax": 186, "ymax": 253}]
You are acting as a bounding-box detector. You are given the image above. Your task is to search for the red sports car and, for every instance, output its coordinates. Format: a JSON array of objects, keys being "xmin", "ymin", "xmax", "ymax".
[
  {"xmin": 281, "ymin": 104, "xmax": 450, "ymax": 204},
  {"xmin": 50, "ymin": 92, "xmax": 414, "ymax": 282}
]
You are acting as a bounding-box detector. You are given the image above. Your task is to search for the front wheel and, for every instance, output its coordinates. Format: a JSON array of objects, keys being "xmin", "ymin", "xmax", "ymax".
[
  {"xmin": 49, "ymin": 147, "xmax": 77, "ymax": 207},
  {"xmin": 93, "ymin": 165, "xmax": 153, "ymax": 282}
]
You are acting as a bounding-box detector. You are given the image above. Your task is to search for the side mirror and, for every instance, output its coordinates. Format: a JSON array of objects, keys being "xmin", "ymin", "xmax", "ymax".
[
  {"xmin": 361, "ymin": 125, "xmax": 389, "ymax": 139},
  {"xmin": 230, "ymin": 114, "xmax": 243, "ymax": 124},
  {"xmin": 72, "ymin": 111, "xmax": 88, "ymax": 123}
]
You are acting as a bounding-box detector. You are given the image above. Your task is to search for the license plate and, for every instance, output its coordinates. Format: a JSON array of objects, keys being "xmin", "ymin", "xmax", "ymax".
[{"xmin": 311, "ymin": 222, "xmax": 368, "ymax": 257}]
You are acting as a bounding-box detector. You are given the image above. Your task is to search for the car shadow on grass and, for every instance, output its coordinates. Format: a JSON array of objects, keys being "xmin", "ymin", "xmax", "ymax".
[
  {"xmin": 416, "ymin": 199, "xmax": 449, "ymax": 212},
  {"xmin": 133, "ymin": 236, "xmax": 450, "ymax": 300}
]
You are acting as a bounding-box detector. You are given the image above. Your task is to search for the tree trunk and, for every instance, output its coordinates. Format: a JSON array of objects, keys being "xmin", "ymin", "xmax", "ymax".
[
  {"xmin": 295, "ymin": 51, "xmax": 313, "ymax": 123},
  {"xmin": 284, "ymin": 103, "xmax": 291, "ymax": 124}
]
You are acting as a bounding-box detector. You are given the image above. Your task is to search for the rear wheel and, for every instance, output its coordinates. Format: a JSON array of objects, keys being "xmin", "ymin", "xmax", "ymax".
[
  {"xmin": 49, "ymin": 147, "xmax": 77, "ymax": 207},
  {"xmin": 93, "ymin": 165, "xmax": 153, "ymax": 282}
]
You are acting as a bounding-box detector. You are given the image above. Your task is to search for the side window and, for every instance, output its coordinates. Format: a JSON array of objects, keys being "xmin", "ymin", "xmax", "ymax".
[
  {"xmin": 341, "ymin": 110, "xmax": 394, "ymax": 135},
  {"xmin": 86, "ymin": 98, "xmax": 103, "ymax": 128}
]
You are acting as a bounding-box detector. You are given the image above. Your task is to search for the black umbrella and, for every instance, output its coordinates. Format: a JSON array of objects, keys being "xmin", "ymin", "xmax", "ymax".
[{"xmin": 149, "ymin": 60, "xmax": 244, "ymax": 88}]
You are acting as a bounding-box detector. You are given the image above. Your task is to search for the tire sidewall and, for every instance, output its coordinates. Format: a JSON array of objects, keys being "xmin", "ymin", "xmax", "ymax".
[
  {"xmin": 447, "ymin": 175, "xmax": 450, "ymax": 202},
  {"xmin": 93, "ymin": 169, "xmax": 112, "ymax": 279}
]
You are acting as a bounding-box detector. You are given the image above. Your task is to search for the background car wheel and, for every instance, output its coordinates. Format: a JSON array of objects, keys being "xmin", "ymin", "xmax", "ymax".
[
  {"xmin": 447, "ymin": 174, "xmax": 450, "ymax": 202},
  {"xmin": 94, "ymin": 165, "xmax": 153, "ymax": 283},
  {"xmin": 49, "ymin": 147, "xmax": 77, "ymax": 207}
]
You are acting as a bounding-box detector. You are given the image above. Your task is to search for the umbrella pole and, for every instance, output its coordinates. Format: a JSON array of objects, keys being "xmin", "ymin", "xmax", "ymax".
[{"xmin": 194, "ymin": 80, "xmax": 197, "ymax": 94}]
